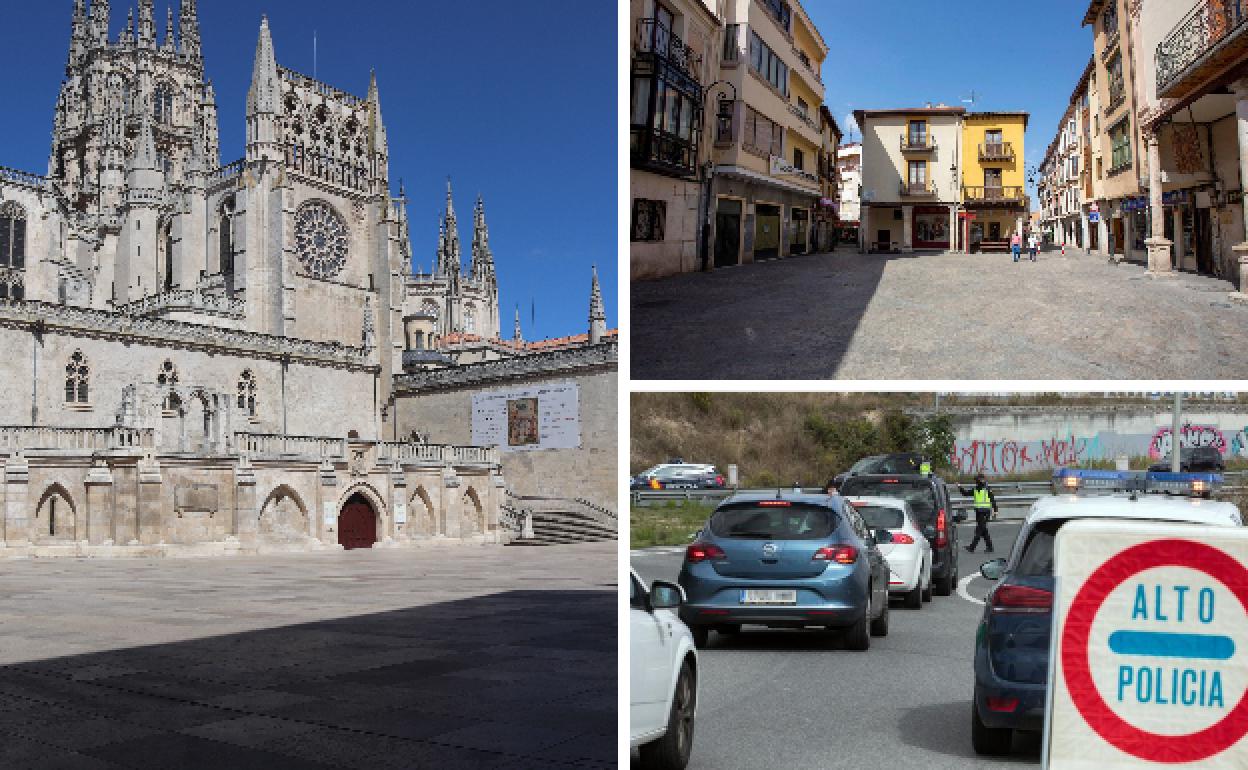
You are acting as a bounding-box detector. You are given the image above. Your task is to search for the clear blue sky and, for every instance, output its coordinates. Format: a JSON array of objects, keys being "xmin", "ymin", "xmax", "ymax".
[
  {"xmin": 812, "ymin": 0, "xmax": 1095, "ymax": 209},
  {"xmin": 0, "ymin": 0, "xmax": 616, "ymax": 341}
]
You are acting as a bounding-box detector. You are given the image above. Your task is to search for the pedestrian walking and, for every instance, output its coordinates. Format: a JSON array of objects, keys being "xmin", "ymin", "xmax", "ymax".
[
  {"xmin": 958, "ymin": 474, "xmax": 998, "ymax": 553},
  {"xmin": 1027, "ymin": 232, "xmax": 1038, "ymax": 261},
  {"xmin": 1010, "ymin": 232, "xmax": 1022, "ymax": 262}
]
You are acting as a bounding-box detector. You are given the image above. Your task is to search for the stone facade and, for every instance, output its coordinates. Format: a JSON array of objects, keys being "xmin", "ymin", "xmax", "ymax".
[{"xmin": 0, "ymin": 2, "xmax": 616, "ymax": 555}]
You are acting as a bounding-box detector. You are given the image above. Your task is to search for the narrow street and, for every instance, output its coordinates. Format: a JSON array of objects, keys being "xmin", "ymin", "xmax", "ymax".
[{"xmin": 631, "ymin": 249, "xmax": 1248, "ymax": 380}]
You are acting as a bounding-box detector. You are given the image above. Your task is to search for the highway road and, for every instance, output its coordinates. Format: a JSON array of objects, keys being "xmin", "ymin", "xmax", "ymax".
[{"xmin": 631, "ymin": 517, "xmax": 1036, "ymax": 770}]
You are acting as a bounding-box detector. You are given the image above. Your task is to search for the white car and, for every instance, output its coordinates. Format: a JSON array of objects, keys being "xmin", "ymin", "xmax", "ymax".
[
  {"xmin": 846, "ymin": 496, "xmax": 933, "ymax": 608},
  {"xmin": 630, "ymin": 568, "xmax": 698, "ymax": 770}
]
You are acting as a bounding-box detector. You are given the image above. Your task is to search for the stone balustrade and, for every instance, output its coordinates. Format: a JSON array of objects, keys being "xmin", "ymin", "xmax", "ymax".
[
  {"xmin": 235, "ymin": 432, "xmax": 347, "ymax": 459},
  {"xmin": 0, "ymin": 426, "xmax": 153, "ymax": 452},
  {"xmin": 115, "ymin": 288, "xmax": 246, "ymax": 319}
]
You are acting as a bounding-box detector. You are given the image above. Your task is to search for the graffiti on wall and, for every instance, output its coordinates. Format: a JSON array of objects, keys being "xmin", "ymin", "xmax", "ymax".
[
  {"xmin": 1147, "ymin": 423, "xmax": 1227, "ymax": 459},
  {"xmin": 949, "ymin": 435, "xmax": 1097, "ymax": 475}
]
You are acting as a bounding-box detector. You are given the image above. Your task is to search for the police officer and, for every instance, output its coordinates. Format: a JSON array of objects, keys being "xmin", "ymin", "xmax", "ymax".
[{"xmin": 959, "ymin": 473, "xmax": 998, "ymax": 553}]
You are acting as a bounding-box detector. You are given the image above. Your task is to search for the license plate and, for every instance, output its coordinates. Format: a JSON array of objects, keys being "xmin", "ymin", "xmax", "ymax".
[{"xmin": 740, "ymin": 589, "xmax": 797, "ymax": 605}]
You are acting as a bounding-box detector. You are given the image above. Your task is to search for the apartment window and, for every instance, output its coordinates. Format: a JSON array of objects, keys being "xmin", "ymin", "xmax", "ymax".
[
  {"xmin": 1102, "ymin": 2, "xmax": 1119, "ymax": 40},
  {"xmin": 761, "ymin": 0, "xmax": 792, "ymax": 32},
  {"xmin": 631, "ymin": 198, "xmax": 666, "ymax": 242},
  {"xmin": 985, "ymin": 168, "xmax": 1002, "ymax": 188},
  {"xmin": 908, "ymin": 120, "xmax": 928, "ymax": 147},
  {"xmin": 985, "ymin": 129, "xmax": 1002, "ymax": 145},
  {"xmin": 742, "ymin": 106, "xmax": 783, "ymax": 158},
  {"xmin": 1096, "ymin": 156, "xmax": 1104, "ymax": 178},
  {"xmin": 723, "ymin": 23, "xmax": 740, "ymax": 61},
  {"xmin": 907, "ymin": 160, "xmax": 926, "ymax": 187},
  {"xmin": 1109, "ymin": 118, "xmax": 1132, "ymax": 171},
  {"xmin": 793, "ymin": 147, "xmax": 804, "ymax": 170},
  {"xmin": 748, "ymin": 30, "xmax": 788, "ymax": 95},
  {"xmin": 630, "ymin": 68, "xmax": 701, "ymax": 176},
  {"xmin": 797, "ymin": 97, "xmax": 808, "ymax": 119},
  {"xmin": 1107, "ymin": 52, "xmax": 1124, "ymax": 111}
]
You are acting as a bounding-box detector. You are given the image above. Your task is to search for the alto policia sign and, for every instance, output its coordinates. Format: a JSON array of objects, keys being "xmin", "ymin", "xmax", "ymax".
[{"xmin": 1046, "ymin": 519, "xmax": 1248, "ymax": 768}]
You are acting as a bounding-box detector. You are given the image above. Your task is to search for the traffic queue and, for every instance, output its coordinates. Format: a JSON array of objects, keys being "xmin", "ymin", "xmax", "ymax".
[{"xmin": 631, "ymin": 458, "xmax": 1245, "ymax": 769}]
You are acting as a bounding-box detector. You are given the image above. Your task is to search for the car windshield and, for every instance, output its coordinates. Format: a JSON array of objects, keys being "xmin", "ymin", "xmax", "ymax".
[
  {"xmin": 849, "ymin": 456, "xmax": 881, "ymax": 472},
  {"xmin": 839, "ymin": 480, "xmax": 937, "ymax": 522},
  {"xmin": 1014, "ymin": 519, "xmax": 1063, "ymax": 576},
  {"xmin": 709, "ymin": 504, "xmax": 835, "ymax": 540},
  {"xmin": 854, "ymin": 504, "xmax": 906, "ymax": 529}
]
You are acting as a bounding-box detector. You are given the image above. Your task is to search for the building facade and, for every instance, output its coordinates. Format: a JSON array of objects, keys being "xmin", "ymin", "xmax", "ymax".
[
  {"xmin": 856, "ymin": 106, "xmax": 964, "ymax": 252},
  {"xmin": 0, "ymin": 2, "xmax": 617, "ymax": 556},
  {"xmin": 835, "ymin": 142, "xmax": 862, "ymax": 245},
  {"xmin": 628, "ymin": 0, "xmax": 723, "ymax": 280},
  {"xmin": 960, "ymin": 112, "xmax": 1029, "ymax": 250}
]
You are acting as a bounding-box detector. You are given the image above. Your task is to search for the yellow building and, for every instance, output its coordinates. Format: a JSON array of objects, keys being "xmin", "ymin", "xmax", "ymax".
[{"xmin": 959, "ymin": 112, "xmax": 1028, "ymax": 250}]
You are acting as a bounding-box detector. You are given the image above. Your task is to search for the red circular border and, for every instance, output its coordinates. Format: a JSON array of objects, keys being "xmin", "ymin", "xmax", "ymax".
[{"xmin": 1061, "ymin": 539, "xmax": 1248, "ymax": 762}]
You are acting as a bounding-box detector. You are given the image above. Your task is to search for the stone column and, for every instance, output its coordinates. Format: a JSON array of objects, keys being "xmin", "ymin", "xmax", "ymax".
[
  {"xmin": 442, "ymin": 465, "xmax": 461, "ymax": 538},
  {"xmin": 132, "ymin": 454, "xmax": 161, "ymax": 545},
  {"xmin": 1144, "ymin": 130, "xmax": 1172, "ymax": 273},
  {"xmin": 233, "ymin": 456, "xmax": 257, "ymax": 546},
  {"xmin": 901, "ymin": 205, "xmax": 913, "ymax": 252},
  {"xmin": 389, "ymin": 463, "xmax": 405, "ymax": 543},
  {"xmin": 1172, "ymin": 205, "xmax": 1185, "ymax": 269},
  {"xmin": 1081, "ymin": 212, "xmax": 1090, "ymax": 252},
  {"xmin": 3, "ymin": 454, "xmax": 30, "ymax": 546},
  {"xmin": 1098, "ymin": 209, "xmax": 1109, "ymax": 255},
  {"xmin": 84, "ymin": 460, "xmax": 113, "ymax": 546},
  {"xmin": 860, "ymin": 205, "xmax": 870, "ymax": 253}
]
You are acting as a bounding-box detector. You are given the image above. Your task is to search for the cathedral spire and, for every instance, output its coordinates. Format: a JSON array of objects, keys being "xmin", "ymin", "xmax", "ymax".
[
  {"xmin": 162, "ymin": 6, "xmax": 176, "ymax": 52},
  {"xmin": 138, "ymin": 0, "xmax": 155, "ymax": 47},
  {"xmin": 246, "ymin": 15, "xmax": 282, "ymax": 161},
  {"xmin": 91, "ymin": 0, "xmax": 111, "ymax": 46},
  {"xmin": 180, "ymin": 0, "xmax": 202, "ymax": 63},
  {"xmin": 440, "ymin": 177, "xmax": 461, "ymax": 278},
  {"xmin": 471, "ymin": 193, "xmax": 495, "ymax": 282},
  {"xmin": 120, "ymin": 8, "xmax": 135, "ymax": 45},
  {"xmin": 589, "ymin": 265, "xmax": 606, "ymax": 344},
  {"xmin": 513, "ymin": 306, "xmax": 522, "ymax": 344},
  {"xmin": 67, "ymin": 0, "xmax": 88, "ymax": 72},
  {"xmin": 367, "ymin": 69, "xmax": 388, "ymax": 183}
]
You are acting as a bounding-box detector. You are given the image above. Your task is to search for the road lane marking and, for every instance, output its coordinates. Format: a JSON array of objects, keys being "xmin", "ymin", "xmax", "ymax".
[{"xmin": 958, "ymin": 573, "xmax": 985, "ymax": 606}]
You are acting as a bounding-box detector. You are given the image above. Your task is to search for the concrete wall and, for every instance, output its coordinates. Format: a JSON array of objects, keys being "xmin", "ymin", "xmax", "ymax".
[
  {"xmin": 947, "ymin": 408, "xmax": 1248, "ymax": 475},
  {"xmin": 393, "ymin": 369, "xmax": 617, "ymax": 512}
]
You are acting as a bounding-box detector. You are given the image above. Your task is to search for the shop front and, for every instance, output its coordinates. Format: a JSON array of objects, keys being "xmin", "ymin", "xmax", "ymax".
[{"xmin": 912, "ymin": 205, "xmax": 950, "ymax": 249}]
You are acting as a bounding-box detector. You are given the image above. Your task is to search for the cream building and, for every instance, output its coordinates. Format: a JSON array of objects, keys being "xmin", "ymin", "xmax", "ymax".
[
  {"xmin": 0, "ymin": 1, "xmax": 617, "ymax": 556},
  {"xmin": 855, "ymin": 106, "xmax": 964, "ymax": 252},
  {"xmin": 835, "ymin": 142, "xmax": 862, "ymax": 244},
  {"xmin": 704, "ymin": 0, "xmax": 829, "ymax": 267}
]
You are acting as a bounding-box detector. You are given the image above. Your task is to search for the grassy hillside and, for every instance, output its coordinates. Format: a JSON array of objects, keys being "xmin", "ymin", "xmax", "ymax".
[{"xmin": 631, "ymin": 392, "xmax": 939, "ymax": 488}]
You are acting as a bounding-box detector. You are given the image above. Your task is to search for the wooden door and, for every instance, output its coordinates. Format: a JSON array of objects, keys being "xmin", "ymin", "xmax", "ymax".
[
  {"xmin": 714, "ymin": 199, "xmax": 742, "ymax": 267},
  {"xmin": 338, "ymin": 494, "xmax": 375, "ymax": 550}
]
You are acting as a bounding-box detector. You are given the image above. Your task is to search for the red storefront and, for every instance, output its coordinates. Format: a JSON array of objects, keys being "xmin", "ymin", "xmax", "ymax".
[{"xmin": 912, "ymin": 205, "xmax": 950, "ymax": 249}]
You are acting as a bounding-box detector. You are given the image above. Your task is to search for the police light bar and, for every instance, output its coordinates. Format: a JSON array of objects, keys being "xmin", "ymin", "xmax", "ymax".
[{"xmin": 1051, "ymin": 468, "xmax": 1222, "ymax": 496}]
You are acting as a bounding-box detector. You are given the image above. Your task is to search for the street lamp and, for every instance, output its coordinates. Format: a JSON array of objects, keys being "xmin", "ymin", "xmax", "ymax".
[{"xmin": 698, "ymin": 80, "xmax": 737, "ymax": 272}]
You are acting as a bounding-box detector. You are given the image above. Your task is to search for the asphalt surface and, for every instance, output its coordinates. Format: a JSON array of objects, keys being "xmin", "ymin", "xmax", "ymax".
[
  {"xmin": 631, "ymin": 517, "xmax": 1035, "ymax": 770},
  {"xmin": 631, "ymin": 248, "xmax": 1248, "ymax": 380}
]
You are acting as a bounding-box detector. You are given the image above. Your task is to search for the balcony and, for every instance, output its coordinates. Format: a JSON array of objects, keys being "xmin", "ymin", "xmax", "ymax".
[
  {"xmin": 979, "ymin": 142, "xmax": 1015, "ymax": 162},
  {"xmin": 900, "ymin": 135, "xmax": 936, "ymax": 152},
  {"xmin": 1157, "ymin": 0, "xmax": 1248, "ymax": 98},
  {"xmin": 900, "ymin": 181, "xmax": 936, "ymax": 197},
  {"xmin": 963, "ymin": 186, "xmax": 1025, "ymax": 206},
  {"xmin": 634, "ymin": 18, "xmax": 702, "ymax": 82}
]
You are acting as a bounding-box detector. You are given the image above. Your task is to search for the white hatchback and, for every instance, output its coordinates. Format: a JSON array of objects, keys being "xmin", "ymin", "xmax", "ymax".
[
  {"xmin": 630, "ymin": 568, "xmax": 698, "ymax": 770},
  {"xmin": 846, "ymin": 496, "xmax": 933, "ymax": 608}
]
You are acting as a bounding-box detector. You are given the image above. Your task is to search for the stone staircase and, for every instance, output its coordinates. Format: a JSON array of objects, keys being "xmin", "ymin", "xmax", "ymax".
[{"xmin": 503, "ymin": 493, "xmax": 617, "ymax": 546}]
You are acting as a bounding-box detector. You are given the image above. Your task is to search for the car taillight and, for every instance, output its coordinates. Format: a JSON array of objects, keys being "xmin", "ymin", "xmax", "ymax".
[
  {"xmin": 935, "ymin": 508, "xmax": 948, "ymax": 548},
  {"xmin": 890, "ymin": 532, "xmax": 915, "ymax": 545},
  {"xmin": 715, "ymin": 475, "xmax": 724, "ymax": 486},
  {"xmin": 986, "ymin": 696, "xmax": 1019, "ymax": 712},
  {"xmin": 685, "ymin": 542, "xmax": 726, "ymax": 563},
  {"xmin": 990, "ymin": 584, "xmax": 1053, "ymax": 613},
  {"xmin": 813, "ymin": 545, "xmax": 858, "ymax": 564},
  {"xmin": 649, "ymin": 478, "xmax": 661, "ymax": 490}
]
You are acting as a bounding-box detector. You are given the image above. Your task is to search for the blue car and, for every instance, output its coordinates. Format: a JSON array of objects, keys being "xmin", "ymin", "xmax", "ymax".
[
  {"xmin": 677, "ymin": 492, "xmax": 892, "ymax": 651},
  {"xmin": 971, "ymin": 470, "xmax": 1243, "ymax": 755}
]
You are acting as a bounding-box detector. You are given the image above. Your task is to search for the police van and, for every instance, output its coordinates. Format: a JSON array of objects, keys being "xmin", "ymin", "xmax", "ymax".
[{"xmin": 969, "ymin": 469, "xmax": 1242, "ymax": 755}]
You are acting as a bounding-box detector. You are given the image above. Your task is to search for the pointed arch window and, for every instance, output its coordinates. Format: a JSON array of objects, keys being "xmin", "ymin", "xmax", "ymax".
[
  {"xmin": 464, "ymin": 305, "xmax": 477, "ymax": 335},
  {"xmin": 65, "ymin": 350, "xmax": 89, "ymax": 404},
  {"xmin": 157, "ymin": 359, "xmax": 179, "ymax": 411},
  {"xmin": 154, "ymin": 83, "xmax": 174, "ymax": 125},
  {"xmin": 237, "ymin": 369, "xmax": 256, "ymax": 417},
  {"xmin": 219, "ymin": 196, "xmax": 235, "ymax": 275},
  {"xmin": 0, "ymin": 202, "xmax": 27, "ymax": 293}
]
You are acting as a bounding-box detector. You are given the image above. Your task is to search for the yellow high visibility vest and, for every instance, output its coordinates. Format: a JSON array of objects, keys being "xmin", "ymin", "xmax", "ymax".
[
  {"xmin": 919, "ymin": 461, "xmax": 932, "ymax": 475},
  {"xmin": 973, "ymin": 488, "xmax": 991, "ymax": 509}
]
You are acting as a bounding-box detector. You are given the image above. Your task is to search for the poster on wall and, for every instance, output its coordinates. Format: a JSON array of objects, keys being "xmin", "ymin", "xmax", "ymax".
[{"xmin": 472, "ymin": 382, "xmax": 580, "ymax": 452}]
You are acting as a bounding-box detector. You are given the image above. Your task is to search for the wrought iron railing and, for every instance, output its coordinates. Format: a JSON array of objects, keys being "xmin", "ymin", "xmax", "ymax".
[
  {"xmin": 634, "ymin": 18, "xmax": 702, "ymax": 80},
  {"xmin": 963, "ymin": 185, "xmax": 1025, "ymax": 204},
  {"xmin": 900, "ymin": 181, "xmax": 935, "ymax": 196},
  {"xmin": 900, "ymin": 135, "xmax": 936, "ymax": 152},
  {"xmin": 1157, "ymin": 0, "xmax": 1247, "ymax": 95},
  {"xmin": 979, "ymin": 142, "xmax": 1014, "ymax": 161}
]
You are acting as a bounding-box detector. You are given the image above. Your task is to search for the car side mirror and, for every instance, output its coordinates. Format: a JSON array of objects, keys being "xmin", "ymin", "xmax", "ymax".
[
  {"xmin": 873, "ymin": 529, "xmax": 893, "ymax": 545},
  {"xmin": 979, "ymin": 558, "xmax": 1007, "ymax": 581},
  {"xmin": 649, "ymin": 580, "xmax": 685, "ymax": 611}
]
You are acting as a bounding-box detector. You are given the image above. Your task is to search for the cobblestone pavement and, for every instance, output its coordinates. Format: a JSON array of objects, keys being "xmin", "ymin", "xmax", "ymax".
[
  {"xmin": 631, "ymin": 249, "xmax": 1248, "ymax": 379},
  {"xmin": 0, "ymin": 544, "xmax": 615, "ymax": 768}
]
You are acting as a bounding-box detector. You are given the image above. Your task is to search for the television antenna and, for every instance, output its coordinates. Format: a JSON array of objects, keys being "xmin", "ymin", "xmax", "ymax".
[{"xmin": 962, "ymin": 89, "xmax": 977, "ymax": 106}]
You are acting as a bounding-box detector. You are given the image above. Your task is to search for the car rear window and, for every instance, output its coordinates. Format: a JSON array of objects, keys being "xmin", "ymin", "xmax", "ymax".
[
  {"xmin": 709, "ymin": 504, "xmax": 835, "ymax": 540},
  {"xmin": 854, "ymin": 505, "xmax": 905, "ymax": 530},
  {"xmin": 839, "ymin": 480, "xmax": 937, "ymax": 522},
  {"xmin": 1015, "ymin": 519, "xmax": 1063, "ymax": 576}
]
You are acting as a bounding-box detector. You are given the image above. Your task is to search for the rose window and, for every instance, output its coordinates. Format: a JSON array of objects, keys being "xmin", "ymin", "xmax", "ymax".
[{"xmin": 294, "ymin": 202, "xmax": 348, "ymax": 279}]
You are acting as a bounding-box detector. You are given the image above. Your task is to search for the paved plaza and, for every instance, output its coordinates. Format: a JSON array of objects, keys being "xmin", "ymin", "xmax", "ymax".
[
  {"xmin": 631, "ymin": 249, "xmax": 1248, "ymax": 380},
  {"xmin": 0, "ymin": 544, "xmax": 615, "ymax": 768}
]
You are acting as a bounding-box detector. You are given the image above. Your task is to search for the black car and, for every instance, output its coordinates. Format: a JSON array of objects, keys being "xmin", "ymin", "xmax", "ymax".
[
  {"xmin": 837, "ymin": 473, "xmax": 964, "ymax": 595},
  {"xmin": 1147, "ymin": 446, "xmax": 1225, "ymax": 473},
  {"xmin": 833, "ymin": 453, "xmax": 925, "ymax": 487}
]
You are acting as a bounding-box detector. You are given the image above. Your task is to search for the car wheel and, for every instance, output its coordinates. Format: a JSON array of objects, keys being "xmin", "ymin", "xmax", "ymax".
[
  {"xmin": 870, "ymin": 591, "xmax": 890, "ymax": 637},
  {"xmin": 690, "ymin": 626, "xmax": 709, "ymax": 650},
  {"xmin": 639, "ymin": 658, "xmax": 697, "ymax": 770},
  {"xmin": 971, "ymin": 698, "xmax": 1013, "ymax": 756},
  {"xmin": 903, "ymin": 579, "xmax": 922, "ymax": 609},
  {"xmin": 843, "ymin": 595, "xmax": 871, "ymax": 651}
]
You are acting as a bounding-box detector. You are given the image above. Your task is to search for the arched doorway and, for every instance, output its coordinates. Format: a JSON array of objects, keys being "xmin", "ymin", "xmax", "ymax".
[{"xmin": 338, "ymin": 493, "xmax": 376, "ymax": 550}]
